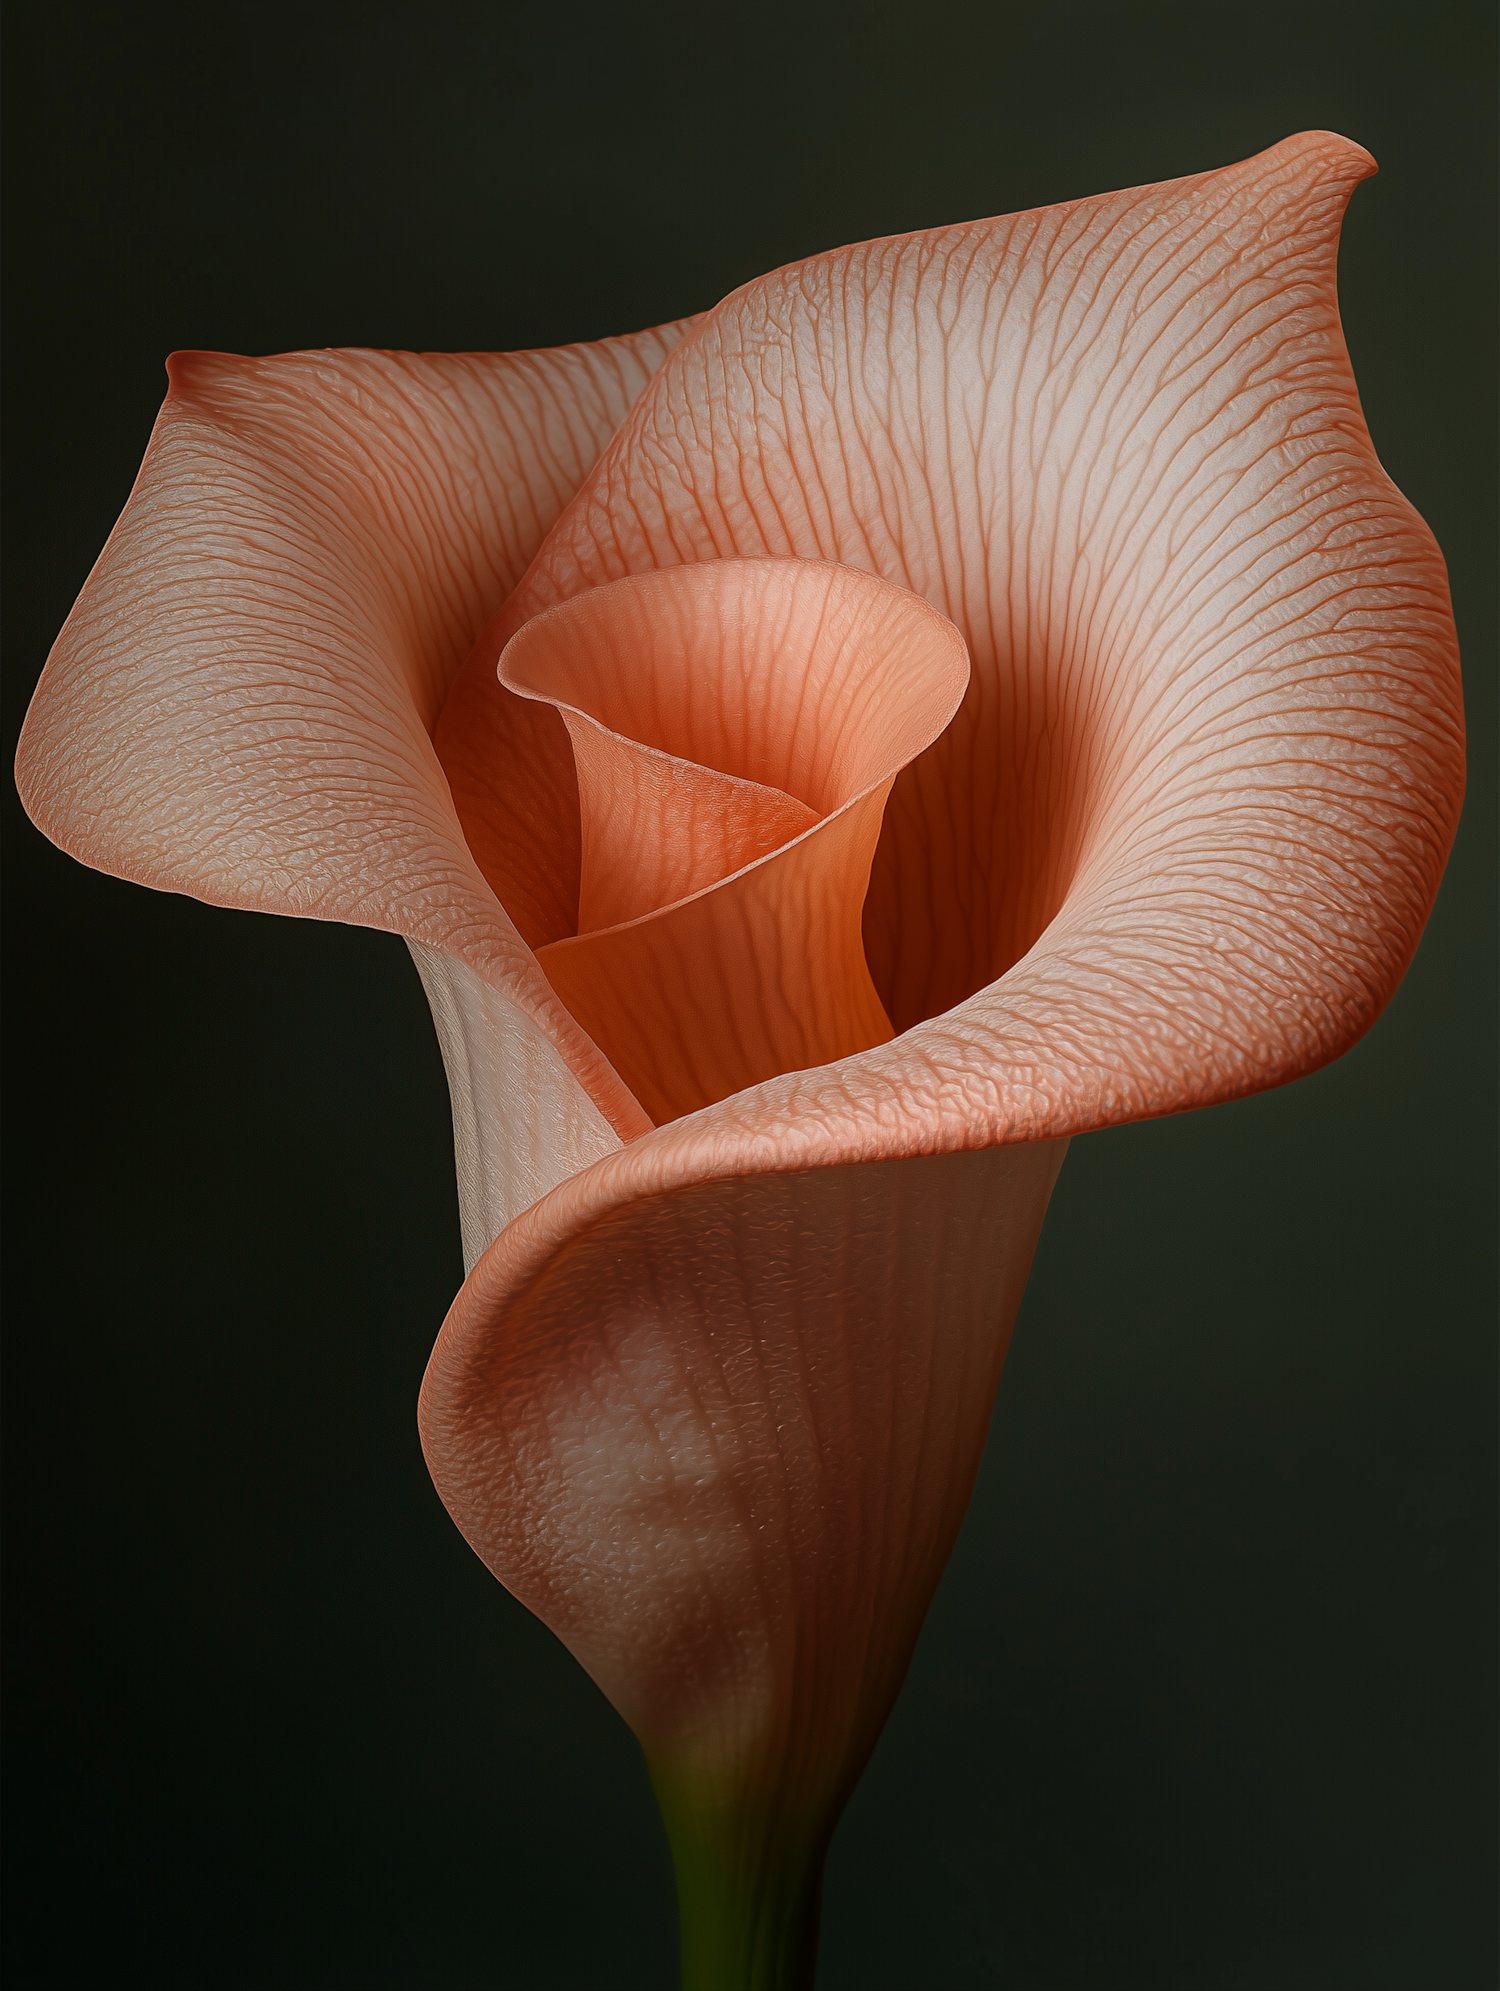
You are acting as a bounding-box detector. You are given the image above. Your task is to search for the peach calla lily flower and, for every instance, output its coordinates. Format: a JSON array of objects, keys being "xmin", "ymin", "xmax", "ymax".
[{"xmin": 15, "ymin": 132, "xmax": 1462, "ymax": 1988}]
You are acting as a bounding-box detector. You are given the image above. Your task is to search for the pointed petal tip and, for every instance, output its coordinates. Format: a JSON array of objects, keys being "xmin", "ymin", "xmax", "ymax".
[
  {"xmin": 1262, "ymin": 127, "xmax": 1378, "ymax": 188},
  {"xmin": 162, "ymin": 347, "xmax": 259, "ymax": 400}
]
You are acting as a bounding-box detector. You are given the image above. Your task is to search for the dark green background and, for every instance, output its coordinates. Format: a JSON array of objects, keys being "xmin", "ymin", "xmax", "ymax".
[{"xmin": 4, "ymin": 3, "xmax": 1494, "ymax": 1984}]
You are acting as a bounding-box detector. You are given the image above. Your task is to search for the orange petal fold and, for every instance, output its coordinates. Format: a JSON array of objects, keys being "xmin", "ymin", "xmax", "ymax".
[{"xmin": 501, "ymin": 560, "xmax": 969, "ymax": 1122}]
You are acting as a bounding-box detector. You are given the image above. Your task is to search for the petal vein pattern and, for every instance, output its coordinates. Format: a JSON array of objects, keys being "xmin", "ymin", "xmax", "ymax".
[{"xmin": 444, "ymin": 129, "xmax": 1460, "ymax": 1159}]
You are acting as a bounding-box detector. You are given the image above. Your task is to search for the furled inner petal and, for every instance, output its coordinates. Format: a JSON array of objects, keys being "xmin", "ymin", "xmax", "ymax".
[
  {"xmin": 498, "ymin": 560, "xmax": 969, "ymax": 1126},
  {"xmin": 563, "ymin": 723, "xmax": 819, "ymax": 933}
]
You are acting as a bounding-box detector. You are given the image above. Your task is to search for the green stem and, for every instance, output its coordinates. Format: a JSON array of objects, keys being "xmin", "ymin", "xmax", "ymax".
[{"xmin": 652, "ymin": 1770, "xmax": 830, "ymax": 1991}]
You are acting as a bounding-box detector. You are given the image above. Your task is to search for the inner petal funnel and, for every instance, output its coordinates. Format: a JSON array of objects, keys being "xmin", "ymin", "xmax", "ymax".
[{"xmin": 499, "ymin": 560, "xmax": 970, "ymax": 1125}]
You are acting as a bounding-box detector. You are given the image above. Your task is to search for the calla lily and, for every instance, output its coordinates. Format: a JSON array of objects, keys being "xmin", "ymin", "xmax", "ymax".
[{"xmin": 14, "ymin": 129, "xmax": 1462, "ymax": 1989}]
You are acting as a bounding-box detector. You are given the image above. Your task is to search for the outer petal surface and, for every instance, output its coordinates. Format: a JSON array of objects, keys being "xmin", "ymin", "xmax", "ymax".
[{"xmin": 422, "ymin": 1130, "xmax": 1068, "ymax": 1925}]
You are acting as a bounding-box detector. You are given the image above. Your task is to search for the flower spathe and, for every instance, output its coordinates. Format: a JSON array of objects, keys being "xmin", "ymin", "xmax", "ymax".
[{"xmin": 14, "ymin": 132, "xmax": 1463, "ymax": 1987}]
